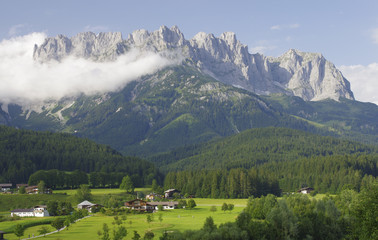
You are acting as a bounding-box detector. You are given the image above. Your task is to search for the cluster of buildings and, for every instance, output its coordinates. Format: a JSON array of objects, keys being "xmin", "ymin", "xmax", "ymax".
[
  {"xmin": 125, "ymin": 189, "xmax": 182, "ymax": 212},
  {"xmin": 9, "ymin": 189, "xmax": 183, "ymax": 218},
  {"xmin": 0, "ymin": 183, "xmax": 52, "ymax": 194}
]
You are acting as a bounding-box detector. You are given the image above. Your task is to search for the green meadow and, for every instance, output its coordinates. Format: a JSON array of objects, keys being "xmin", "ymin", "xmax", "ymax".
[
  {"xmin": 53, "ymin": 187, "xmax": 151, "ymax": 196},
  {"xmin": 25, "ymin": 205, "xmax": 243, "ymax": 240},
  {"xmin": 1, "ymin": 188, "xmax": 247, "ymax": 239}
]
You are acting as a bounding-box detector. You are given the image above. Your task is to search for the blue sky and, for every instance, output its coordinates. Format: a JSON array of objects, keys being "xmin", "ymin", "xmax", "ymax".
[{"xmin": 1, "ymin": 0, "xmax": 378, "ymax": 103}]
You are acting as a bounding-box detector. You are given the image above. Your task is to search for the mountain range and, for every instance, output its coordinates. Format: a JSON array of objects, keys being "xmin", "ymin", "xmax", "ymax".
[
  {"xmin": 33, "ymin": 25, "xmax": 354, "ymax": 102},
  {"xmin": 1, "ymin": 26, "xmax": 377, "ymax": 157}
]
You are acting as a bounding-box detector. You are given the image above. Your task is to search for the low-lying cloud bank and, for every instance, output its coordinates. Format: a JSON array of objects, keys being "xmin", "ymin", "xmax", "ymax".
[
  {"xmin": 340, "ymin": 63, "xmax": 378, "ymax": 105},
  {"xmin": 0, "ymin": 33, "xmax": 180, "ymax": 109}
]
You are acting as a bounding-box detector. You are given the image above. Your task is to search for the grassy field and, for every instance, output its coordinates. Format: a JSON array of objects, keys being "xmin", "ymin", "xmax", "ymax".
[
  {"xmin": 193, "ymin": 198, "xmax": 248, "ymax": 207},
  {"xmin": 4, "ymin": 224, "xmax": 54, "ymax": 240},
  {"xmin": 0, "ymin": 216, "xmax": 55, "ymax": 233},
  {"xmin": 19, "ymin": 205, "xmax": 243, "ymax": 240},
  {"xmin": 53, "ymin": 188, "xmax": 151, "ymax": 196},
  {"xmin": 0, "ymin": 188, "xmax": 333, "ymax": 239},
  {"xmin": 0, "ymin": 194, "xmax": 70, "ymax": 211},
  {"xmin": 1, "ymin": 188, "xmax": 246, "ymax": 239}
]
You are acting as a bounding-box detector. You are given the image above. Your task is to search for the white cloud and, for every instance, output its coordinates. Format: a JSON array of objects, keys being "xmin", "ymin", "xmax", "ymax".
[
  {"xmin": 371, "ymin": 28, "xmax": 378, "ymax": 44},
  {"xmin": 270, "ymin": 25, "xmax": 281, "ymax": 30},
  {"xmin": 84, "ymin": 25, "xmax": 110, "ymax": 33},
  {"xmin": 250, "ymin": 45, "xmax": 277, "ymax": 54},
  {"xmin": 0, "ymin": 33, "xmax": 181, "ymax": 108},
  {"xmin": 270, "ymin": 23, "xmax": 300, "ymax": 31},
  {"xmin": 339, "ymin": 63, "xmax": 378, "ymax": 105}
]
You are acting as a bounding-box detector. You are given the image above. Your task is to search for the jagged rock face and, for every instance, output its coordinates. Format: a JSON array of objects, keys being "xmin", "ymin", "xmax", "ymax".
[
  {"xmin": 33, "ymin": 32, "xmax": 126, "ymax": 61},
  {"xmin": 33, "ymin": 26, "xmax": 354, "ymax": 101}
]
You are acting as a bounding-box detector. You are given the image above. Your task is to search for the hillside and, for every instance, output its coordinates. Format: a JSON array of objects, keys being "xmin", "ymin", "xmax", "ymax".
[
  {"xmin": 0, "ymin": 125, "xmax": 159, "ymax": 184},
  {"xmin": 4, "ymin": 65, "xmax": 326, "ymax": 157},
  {"xmin": 150, "ymin": 127, "xmax": 377, "ymax": 171},
  {"xmin": 263, "ymin": 94, "xmax": 378, "ymax": 144},
  {"xmin": 155, "ymin": 128, "xmax": 377, "ymax": 193}
]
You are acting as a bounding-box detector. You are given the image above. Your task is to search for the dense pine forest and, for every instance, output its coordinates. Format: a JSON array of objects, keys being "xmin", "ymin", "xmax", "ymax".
[
  {"xmin": 0, "ymin": 126, "xmax": 161, "ymax": 185},
  {"xmin": 164, "ymin": 168, "xmax": 281, "ymax": 198},
  {"xmin": 154, "ymin": 128, "xmax": 377, "ymax": 194},
  {"xmin": 0, "ymin": 125, "xmax": 376, "ymax": 196},
  {"xmin": 150, "ymin": 127, "xmax": 377, "ymax": 170}
]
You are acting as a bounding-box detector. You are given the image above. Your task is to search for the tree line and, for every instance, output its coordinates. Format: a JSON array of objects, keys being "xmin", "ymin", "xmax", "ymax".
[
  {"xmin": 28, "ymin": 169, "xmax": 159, "ymax": 189},
  {"xmin": 164, "ymin": 168, "xmax": 281, "ymax": 198},
  {"xmin": 162, "ymin": 183, "xmax": 378, "ymax": 240}
]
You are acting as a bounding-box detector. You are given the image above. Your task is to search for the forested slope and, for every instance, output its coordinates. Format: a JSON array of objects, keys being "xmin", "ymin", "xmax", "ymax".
[
  {"xmin": 0, "ymin": 126, "xmax": 159, "ymax": 184},
  {"xmin": 154, "ymin": 128, "xmax": 377, "ymax": 194},
  {"xmin": 151, "ymin": 127, "xmax": 377, "ymax": 171}
]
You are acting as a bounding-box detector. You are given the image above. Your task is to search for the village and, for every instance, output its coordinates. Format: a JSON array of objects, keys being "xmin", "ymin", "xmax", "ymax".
[{"xmin": 2, "ymin": 187, "xmax": 186, "ymax": 218}]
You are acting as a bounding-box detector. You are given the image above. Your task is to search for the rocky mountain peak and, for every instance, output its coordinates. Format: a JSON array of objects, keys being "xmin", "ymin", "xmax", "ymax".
[
  {"xmin": 33, "ymin": 31, "xmax": 124, "ymax": 61},
  {"xmin": 219, "ymin": 32, "xmax": 237, "ymax": 47},
  {"xmin": 32, "ymin": 26, "xmax": 355, "ymax": 102},
  {"xmin": 127, "ymin": 25, "xmax": 186, "ymax": 51}
]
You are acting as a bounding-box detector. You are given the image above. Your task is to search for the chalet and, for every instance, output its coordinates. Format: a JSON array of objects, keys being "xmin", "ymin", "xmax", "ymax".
[
  {"xmin": 297, "ymin": 187, "xmax": 314, "ymax": 194},
  {"xmin": 164, "ymin": 189, "xmax": 180, "ymax": 199},
  {"xmin": 125, "ymin": 199, "xmax": 155, "ymax": 212},
  {"xmin": 11, "ymin": 205, "xmax": 49, "ymax": 217},
  {"xmin": 77, "ymin": 200, "xmax": 101, "ymax": 213},
  {"xmin": 25, "ymin": 185, "xmax": 52, "ymax": 194},
  {"xmin": 148, "ymin": 201, "xmax": 179, "ymax": 210},
  {"xmin": 0, "ymin": 183, "xmax": 12, "ymax": 192},
  {"xmin": 146, "ymin": 193, "xmax": 163, "ymax": 201}
]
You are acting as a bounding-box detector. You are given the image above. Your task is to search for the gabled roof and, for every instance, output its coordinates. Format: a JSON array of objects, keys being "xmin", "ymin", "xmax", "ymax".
[
  {"xmin": 11, "ymin": 208, "xmax": 33, "ymax": 213},
  {"xmin": 148, "ymin": 201, "xmax": 179, "ymax": 206},
  {"xmin": 164, "ymin": 189, "xmax": 179, "ymax": 193},
  {"xmin": 34, "ymin": 205, "xmax": 47, "ymax": 209},
  {"xmin": 78, "ymin": 200, "xmax": 94, "ymax": 206},
  {"xmin": 0, "ymin": 183, "xmax": 12, "ymax": 187}
]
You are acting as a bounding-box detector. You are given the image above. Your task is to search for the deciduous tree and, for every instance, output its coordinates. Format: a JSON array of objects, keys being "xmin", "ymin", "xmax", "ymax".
[{"xmin": 75, "ymin": 184, "xmax": 92, "ymax": 202}]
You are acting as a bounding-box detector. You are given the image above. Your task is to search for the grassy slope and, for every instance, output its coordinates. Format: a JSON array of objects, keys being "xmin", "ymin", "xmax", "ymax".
[
  {"xmin": 263, "ymin": 95, "xmax": 378, "ymax": 145},
  {"xmin": 19, "ymin": 206, "xmax": 243, "ymax": 240},
  {"xmin": 0, "ymin": 194, "xmax": 70, "ymax": 211}
]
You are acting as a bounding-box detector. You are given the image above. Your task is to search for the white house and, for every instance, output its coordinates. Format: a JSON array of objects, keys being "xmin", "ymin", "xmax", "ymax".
[
  {"xmin": 77, "ymin": 200, "xmax": 101, "ymax": 212},
  {"xmin": 297, "ymin": 187, "xmax": 314, "ymax": 194},
  {"xmin": 148, "ymin": 201, "xmax": 179, "ymax": 210},
  {"xmin": 33, "ymin": 205, "xmax": 50, "ymax": 217},
  {"xmin": 0, "ymin": 183, "xmax": 12, "ymax": 192},
  {"xmin": 11, "ymin": 205, "xmax": 49, "ymax": 217}
]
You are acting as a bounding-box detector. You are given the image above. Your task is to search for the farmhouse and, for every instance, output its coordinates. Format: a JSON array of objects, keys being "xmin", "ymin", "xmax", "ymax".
[
  {"xmin": 25, "ymin": 185, "xmax": 52, "ymax": 194},
  {"xmin": 297, "ymin": 187, "xmax": 314, "ymax": 194},
  {"xmin": 0, "ymin": 183, "xmax": 12, "ymax": 192},
  {"xmin": 11, "ymin": 205, "xmax": 49, "ymax": 217},
  {"xmin": 148, "ymin": 201, "xmax": 179, "ymax": 210},
  {"xmin": 125, "ymin": 199, "xmax": 155, "ymax": 212},
  {"xmin": 164, "ymin": 189, "xmax": 180, "ymax": 199},
  {"xmin": 77, "ymin": 200, "xmax": 101, "ymax": 212},
  {"xmin": 146, "ymin": 192, "xmax": 163, "ymax": 201}
]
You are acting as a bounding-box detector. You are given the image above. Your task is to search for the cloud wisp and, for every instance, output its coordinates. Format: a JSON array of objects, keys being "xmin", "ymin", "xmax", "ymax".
[
  {"xmin": 340, "ymin": 63, "xmax": 378, "ymax": 105},
  {"xmin": 0, "ymin": 33, "xmax": 180, "ymax": 109},
  {"xmin": 270, "ymin": 23, "xmax": 300, "ymax": 31}
]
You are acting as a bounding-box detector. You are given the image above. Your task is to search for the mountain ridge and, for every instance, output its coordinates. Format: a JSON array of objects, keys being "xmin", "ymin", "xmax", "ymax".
[{"xmin": 33, "ymin": 25, "xmax": 354, "ymax": 102}]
